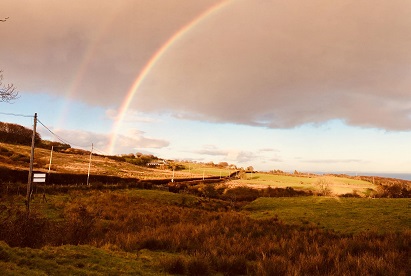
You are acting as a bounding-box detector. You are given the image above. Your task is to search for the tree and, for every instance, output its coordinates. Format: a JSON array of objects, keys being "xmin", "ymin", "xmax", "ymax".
[
  {"xmin": 315, "ymin": 177, "xmax": 333, "ymax": 196},
  {"xmin": 0, "ymin": 70, "xmax": 18, "ymax": 102},
  {"xmin": 218, "ymin": 161, "xmax": 229, "ymax": 168},
  {"xmin": 0, "ymin": 122, "xmax": 41, "ymax": 145}
]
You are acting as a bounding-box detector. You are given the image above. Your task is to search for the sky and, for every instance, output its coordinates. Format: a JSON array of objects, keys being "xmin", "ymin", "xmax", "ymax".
[{"xmin": 1, "ymin": 0, "xmax": 411, "ymax": 174}]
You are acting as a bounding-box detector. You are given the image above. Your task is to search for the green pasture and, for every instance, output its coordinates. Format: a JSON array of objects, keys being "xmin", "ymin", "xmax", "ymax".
[
  {"xmin": 181, "ymin": 164, "xmax": 233, "ymax": 178},
  {"xmin": 243, "ymin": 197, "xmax": 411, "ymax": 234},
  {"xmin": 0, "ymin": 242, "xmax": 167, "ymax": 275},
  {"xmin": 231, "ymin": 173, "xmax": 376, "ymax": 195}
]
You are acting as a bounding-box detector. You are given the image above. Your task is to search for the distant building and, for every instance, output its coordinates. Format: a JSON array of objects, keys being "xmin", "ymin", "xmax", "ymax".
[{"xmin": 147, "ymin": 160, "xmax": 168, "ymax": 168}]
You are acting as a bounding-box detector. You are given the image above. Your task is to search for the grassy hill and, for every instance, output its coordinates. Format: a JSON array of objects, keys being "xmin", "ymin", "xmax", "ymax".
[
  {"xmin": 0, "ymin": 142, "xmax": 204, "ymax": 180},
  {"xmin": 2, "ymin": 142, "xmax": 407, "ymax": 197}
]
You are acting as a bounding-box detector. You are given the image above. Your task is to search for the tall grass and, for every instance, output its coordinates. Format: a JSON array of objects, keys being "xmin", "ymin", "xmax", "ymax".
[{"xmin": 1, "ymin": 190, "xmax": 410, "ymax": 275}]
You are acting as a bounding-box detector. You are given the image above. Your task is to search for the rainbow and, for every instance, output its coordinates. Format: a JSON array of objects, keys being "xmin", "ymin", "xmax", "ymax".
[
  {"xmin": 56, "ymin": 9, "xmax": 120, "ymax": 129},
  {"xmin": 108, "ymin": 0, "xmax": 234, "ymax": 154}
]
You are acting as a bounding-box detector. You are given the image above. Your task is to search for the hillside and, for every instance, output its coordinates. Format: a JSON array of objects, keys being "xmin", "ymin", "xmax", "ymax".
[
  {"xmin": 1, "ymin": 140, "xmax": 410, "ymax": 197},
  {"xmin": 0, "ymin": 142, "xmax": 198, "ymax": 180}
]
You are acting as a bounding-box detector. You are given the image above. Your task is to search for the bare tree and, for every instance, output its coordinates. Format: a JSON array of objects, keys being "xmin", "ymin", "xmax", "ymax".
[
  {"xmin": 1, "ymin": 17, "xmax": 18, "ymax": 102},
  {"xmin": 0, "ymin": 71, "xmax": 18, "ymax": 103}
]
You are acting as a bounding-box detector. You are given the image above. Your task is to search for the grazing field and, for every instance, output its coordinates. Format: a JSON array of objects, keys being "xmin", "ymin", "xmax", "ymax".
[
  {"xmin": 228, "ymin": 173, "xmax": 376, "ymax": 195},
  {"xmin": 180, "ymin": 162, "xmax": 233, "ymax": 178},
  {"xmin": 0, "ymin": 242, "xmax": 164, "ymax": 275},
  {"xmin": 0, "ymin": 189, "xmax": 410, "ymax": 275},
  {"xmin": 243, "ymin": 197, "xmax": 411, "ymax": 233}
]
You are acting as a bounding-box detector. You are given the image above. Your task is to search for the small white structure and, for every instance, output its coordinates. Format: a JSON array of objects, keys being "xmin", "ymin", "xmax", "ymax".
[{"xmin": 147, "ymin": 160, "xmax": 168, "ymax": 168}]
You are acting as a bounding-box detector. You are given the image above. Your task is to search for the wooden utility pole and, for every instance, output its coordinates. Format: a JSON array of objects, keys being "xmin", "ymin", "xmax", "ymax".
[
  {"xmin": 86, "ymin": 143, "xmax": 93, "ymax": 186},
  {"xmin": 48, "ymin": 146, "xmax": 53, "ymax": 173},
  {"xmin": 27, "ymin": 113, "xmax": 37, "ymax": 213}
]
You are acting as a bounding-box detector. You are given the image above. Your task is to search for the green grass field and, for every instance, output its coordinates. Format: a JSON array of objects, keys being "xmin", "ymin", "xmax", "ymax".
[
  {"xmin": 229, "ymin": 173, "xmax": 376, "ymax": 195},
  {"xmin": 0, "ymin": 241, "xmax": 169, "ymax": 275},
  {"xmin": 243, "ymin": 196, "xmax": 411, "ymax": 233},
  {"xmin": 180, "ymin": 163, "xmax": 233, "ymax": 177},
  {"xmin": 1, "ymin": 189, "xmax": 410, "ymax": 275},
  {"xmin": 16, "ymin": 189, "xmax": 411, "ymax": 235}
]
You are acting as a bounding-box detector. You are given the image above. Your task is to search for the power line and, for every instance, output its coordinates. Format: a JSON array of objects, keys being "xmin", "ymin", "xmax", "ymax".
[
  {"xmin": 2, "ymin": 113, "xmax": 113, "ymax": 156},
  {"xmin": 37, "ymin": 119, "xmax": 72, "ymax": 146},
  {"xmin": 93, "ymin": 147, "xmax": 110, "ymax": 156},
  {"xmin": 37, "ymin": 117, "xmax": 111, "ymax": 156},
  {"xmin": 0, "ymin": 111, "xmax": 33, "ymax": 118}
]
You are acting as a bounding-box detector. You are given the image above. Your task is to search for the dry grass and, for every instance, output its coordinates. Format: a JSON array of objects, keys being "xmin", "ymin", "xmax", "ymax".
[
  {"xmin": 0, "ymin": 142, "xmax": 197, "ymax": 179},
  {"xmin": 1, "ymin": 190, "xmax": 410, "ymax": 275}
]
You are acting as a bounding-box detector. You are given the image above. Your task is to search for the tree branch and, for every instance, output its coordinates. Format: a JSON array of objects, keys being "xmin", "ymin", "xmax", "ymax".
[{"xmin": 0, "ymin": 70, "xmax": 19, "ymax": 103}]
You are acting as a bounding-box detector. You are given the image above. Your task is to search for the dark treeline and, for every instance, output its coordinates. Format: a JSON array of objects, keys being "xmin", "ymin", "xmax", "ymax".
[
  {"xmin": 0, "ymin": 121, "xmax": 41, "ymax": 146},
  {"xmin": 0, "ymin": 121, "xmax": 70, "ymax": 151}
]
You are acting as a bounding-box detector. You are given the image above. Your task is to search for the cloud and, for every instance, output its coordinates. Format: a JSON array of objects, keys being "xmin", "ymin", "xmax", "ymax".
[
  {"xmin": 259, "ymin": 148, "xmax": 279, "ymax": 153},
  {"xmin": 268, "ymin": 158, "xmax": 283, "ymax": 163},
  {"xmin": 105, "ymin": 109, "xmax": 159, "ymax": 123},
  {"xmin": 114, "ymin": 132, "xmax": 169, "ymax": 153},
  {"xmin": 194, "ymin": 145, "xmax": 277, "ymax": 166},
  {"xmin": 303, "ymin": 159, "xmax": 366, "ymax": 164},
  {"xmin": 194, "ymin": 145, "xmax": 228, "ymax": 156},
  {"xmin": 38, "ymin": 127, "xmax": 169, "ymax": 154},
  {"xmin": 135, "ymin": 0, "xmax": 411, "ymax": 131},
  {"xmin": 0, "ymin": 0, "xmax": 222, "ymax": 106},
  {"xmin": 3, "ymin": 1, "xmax": 411, "ymax": 131}
]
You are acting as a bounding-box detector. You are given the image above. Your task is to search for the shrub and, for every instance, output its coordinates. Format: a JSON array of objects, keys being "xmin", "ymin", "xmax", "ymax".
[
  {"xmin": 315, "ymin": 177, "xmax": 333, "ymax": 196},
  {"xmin": 160, "ymin": 256, "xmax": 187, "ymax": 275},
  {"xmin": 0, "ymin": 208, "xmax": 49, "ymax": 248},
  {"xmin": 63, "ymin": 203, "xmax": 96, "ymax": 244},
  {"xmin": 221, "ymin": 186, "xmax": 260, "ymax": 201},
  {"xmin": 187, "ymin": 256, "xmax": 211, "ymax": 276}
]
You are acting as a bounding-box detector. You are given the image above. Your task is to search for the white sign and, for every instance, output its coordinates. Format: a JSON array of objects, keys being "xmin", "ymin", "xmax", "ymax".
[{"xmin": 33, "ymin": 173, "xmax": 46, "ymax": 183}]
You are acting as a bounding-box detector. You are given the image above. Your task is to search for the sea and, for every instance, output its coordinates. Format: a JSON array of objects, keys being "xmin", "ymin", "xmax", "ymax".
[{"xmin": 316, "ymin": 172, "xmax": 411, "ymax": 181}]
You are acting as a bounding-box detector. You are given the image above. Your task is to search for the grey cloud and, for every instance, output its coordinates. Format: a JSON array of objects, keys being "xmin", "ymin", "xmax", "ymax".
[
  {"xmin": 38, "ymin": 128, "xmax": 169, "ymax": 154},
  {"xmin": 194, "ymin": 145, "xmax": 262, "ymax": 165},
  {"xmin": 194, "ymin": 144, "xmax": 285, "ymax": 165},
  {"xmin": 38, "ymin": 129, "xmax": 99, "ymax": 149},
  {"xmin": 115, "ymin": 133, "xmax": 169, "ymax": 151},
  {"xmin": 105, "ymin": 109, "xmax": 160, "ymax": 123},
  {"xmin": 234, "ymin": 151, "xmax": 260, "ymax": 164},
  {"xmin": 195, "ymin": 145, "xmax": 228, "ymax": 156},
  {"xmin": 135, "ymin": 0, "xmax": 411, "ymax": 131},
  {"xmin": 3, "ymin": 0, "xmax": 411, "ymax": 131},
  {"xmin": 0, "ymin": 0, "xmax": 222, "ymax": 106}
]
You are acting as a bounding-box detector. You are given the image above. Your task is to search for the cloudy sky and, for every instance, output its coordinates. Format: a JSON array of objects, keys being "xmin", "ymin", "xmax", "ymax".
[{"xmin": 1, "ymin": 0, "xmax": 411, "ymax": 173}]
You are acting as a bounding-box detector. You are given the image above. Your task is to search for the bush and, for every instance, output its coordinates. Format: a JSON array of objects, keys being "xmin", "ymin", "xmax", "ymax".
[
  {"xmin": 0, "ymin": 208, "xmax": 49, "ymax": 248},
  {"xmin": 160, "ymin": 256, "xmax": 187, "ymax": 275},
  {"xmin": 63, "ymin": 203, "xmax": 96, "ymax": 244},
  {"xmin": 221, "ymin": 186, "xmax": 260, "ymax": 202},
  {"xmin": 315, "ymin": 177, "xmax": 333, "ymax": 196},
  {"xmin": 187, "ymin": 256, "xmax": 211, "ymax": 276}
]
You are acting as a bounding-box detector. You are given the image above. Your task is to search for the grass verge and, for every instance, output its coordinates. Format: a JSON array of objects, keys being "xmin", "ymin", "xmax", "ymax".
[{"xmin": 243, "ymin": 196, "xmax": 411, "ymax": 233}]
